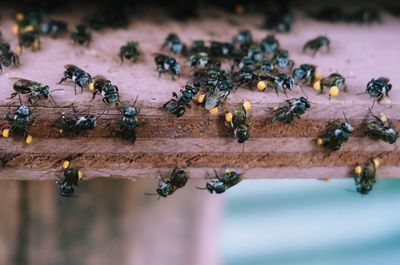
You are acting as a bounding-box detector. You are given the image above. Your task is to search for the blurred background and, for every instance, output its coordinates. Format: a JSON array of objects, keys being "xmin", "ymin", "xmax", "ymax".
[{"xmin": 1, "ymin": 179, "xmax": 400, "ymax": 265}]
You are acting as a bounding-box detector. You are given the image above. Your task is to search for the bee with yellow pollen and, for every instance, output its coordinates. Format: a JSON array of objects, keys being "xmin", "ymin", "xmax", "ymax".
[
  {"xmin": 225, "ymin": 101, "xmax": 251, "ymax": 143},
  {"xmin": 57, "ymin": 160, "xmax": 84, "ymax": 197},
  {"xmin": 2, "ymin": 105, "xmax": 34, "ymax": 144},
  {"xmin": 313, "ymin": 73, "xmax": 346, "ymax": 99},
  {"xmin": 353, "ymin": 158, "xmax": 379, "ymax": 195}
]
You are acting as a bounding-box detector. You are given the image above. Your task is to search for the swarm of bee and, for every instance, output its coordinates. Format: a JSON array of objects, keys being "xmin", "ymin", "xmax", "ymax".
[{"xmin": 1, "ymin": 6, "xmax": 397, "ymax": 198}]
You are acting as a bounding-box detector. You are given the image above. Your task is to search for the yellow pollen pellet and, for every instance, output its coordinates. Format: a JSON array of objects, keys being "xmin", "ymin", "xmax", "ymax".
[
  {"xmin": 373, "ymin": 159, "xmax": 380, "ymax": 169},
  {"xmin": 313, "ymin": 81, "xmax": 321, "ymax": 92},
  {"xmin": 257, "ymin": 81, "xmax": 267, "ymax": 91},
  {"xmin": 209, "ymin": 107, "xmax": 218, "ymax": 115},
  {"xmin": 315, "ymin": 71, "xmax": 322, "ymax": 81},
  {"xmin": 317, "ymin": 138, "xmax": 324, "ymax": 145},
  {"xmin": 243, "ymin": 101, "xmax": 251, "ymax": 111},
  {"xmin": 12, "ymin": 24, "xmax": 19, "ymax": 34},
  {"xmin": 25, "ymin": 135, "xmax": 33, "ymax": 144},
  {"xmin": 354, "ymin": 166, "xmax": 363, "ymax": 175},
  {"xmin": 329, "ymin": 86, "xmax": 339, "ymax": 97},
  {"xmin": 78, "ymin": 171, "xmax": 84, "ymax": 181},
  {"xmin": 225, "ymin": 112, "xmax": 233, "ymax": 123},
  {"xmin": 63, "ymin": 160, "xmax": 70, "ymax": 169},
  {"xmin": 88, "ymin": 82, "xmax": 95, "ymax": 92},
  {"xmin": 196, "ymin": 94, "xmax": 205, "ymax": 104},
  {"xmin": 2, "ymin": 129, "xmax": 10, "ymax": 138}
]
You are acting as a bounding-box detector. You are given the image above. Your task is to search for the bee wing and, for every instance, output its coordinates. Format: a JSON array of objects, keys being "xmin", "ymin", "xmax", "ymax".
[{"xmin": 9, "ymin": 77, "xmax": 37, "ymax": 89}]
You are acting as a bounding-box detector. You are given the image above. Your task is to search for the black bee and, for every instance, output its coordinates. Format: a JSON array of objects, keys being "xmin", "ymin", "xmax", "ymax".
[
  {"xmin": 119, "ymin": 41, "xmax": 140, "ymax": 63},
  {"xmin": 40, "ymin": 19, "xmax": 68, "ymax": 38},
  {"xmin": 225, "ymin": 102, "xmax": 251, "ymax": 143},
  {"xmin": 53, "ymin": 106, "xmax": 97, "ymax": 135},
  {"xmin": 198, "ymin": 169, "xmax": 242, "ymax": 194},
  {"xmin": 57, "ymin": 160, "xmax": 84, "ymax": 197},
  {"xmin": 233, "ymin": 29, "xmax": 253, "ymax": 50},
  {"xmin": 245, "ymin": 45, "xmax": 263, "ymax": 62},
  {"xmin": 114, "ymin": 102, "xmax": 144, "ymax": 143},
  {"xmin": 272, "ymin": 97, "xmax": 310, "ymax": 123},
  {"xmin": 348, "ymin": 9, "xmax": 380, "ymax": 24},
  {"xmin": 257, "ymin": 73, "xmax": 295, "ymax": 96},
  {"xmin": 18, "ymin": 29, "xmax": 40, "ymax": 52},
  {"xmin": 0, "ymin": 42, "xmax": 20, "ymax": 74},
  {"xmin": 164, "ymin": 84, "xmax": 199, "ymax": 117},
  {"xmin": 210, "ymin": 41, "xmax": 234, "ymax": 57},
  {"xmin": 154, "ymin": 53, "xmax": 181, "ymax": 79},
  {"xmin": 353, "ymin": 159, "xmax": 379, "ymax": 195},
  {"xmin": 91, "ymin": 76, "xmax": 120, "ymax": 105},
  {"xmin": 2, "ymin": 105, "xmax": 34, "ymax": 144},
  {"xmin": 58, "ymin": 64, "xmax": 93, "ymax": 95},
  {"xmin": 9, "ymin": 78, "xmax": 57, "ymax": 105},
  {"xmin": 147, "ymin": 168, "xmax": 188, "ymax": 198},
  {"xmin": 292, "ymin": 64, "xmax": 318, "ymax": 86},
  {"xmin": 259, "ymin": 59, "xmax": 275, "ymax": 72},
  {"xmin": 272, "ymin": 50, "xmax": 294, "ymax": 72},
  {"xmin": 303, "ymin": 36, "xmax": 330, "ymax": 55},
  {"xmin": 161, "ymin": 33, "xmax": 186, "ymax": 55},
  {"xmin": 70, "ymin": 25, "xmax": 91, "ymax": 46},
  {"xmin": 367, "ymin": 111, "xmax": 398, "ymax": 144},
  {"xmin": 190, "ymin": 40, "xmax": 209, "ymax": 54},
  {"xmin": 317, "ymin": 113, "xmax": 353, "ymax": 151},
  {"xmin": 314, "ymin": 73, "xmax": 346, "ymax": 98},
  {"xmin": 263, "ymin": 5, "xmax": 293, "ymax": 32},
  {"xmin": 188, "ymin": 52, "xmax": 220, "ymax": 69},
  {"xmin": 366, "ymin": 77, "xmax": 392, "ymax": 105},
  {"xmin": 260, "ymin": 35, "xmax": 280, "ymax": 55}
]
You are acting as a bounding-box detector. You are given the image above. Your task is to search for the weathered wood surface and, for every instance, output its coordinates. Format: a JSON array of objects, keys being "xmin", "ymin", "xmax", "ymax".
[
  {"xmin": 0, "ymin": 180, "xmax": 223, "ymax": 265},
  {"xmin": 1, "ymin": 9, "xmax": 400, "ymax": 179}
]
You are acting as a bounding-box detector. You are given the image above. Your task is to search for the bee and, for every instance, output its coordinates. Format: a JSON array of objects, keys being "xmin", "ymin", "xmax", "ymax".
[
  {"xmin": 256, "ymin": 72, "xmax": 294, "ymax": 96},
  {"xmin": 188, "ymin": 52, "xmax": 220, "ymax": 68},
  {"xmin": 13, "ymin": 9, "xmax": 43, "ymax": 35},
  {"xmin": 154, "ymin": 53, "xmax": 181, "ymax": 79},
  {"xmin": 57, "ymin": 160, "xmax": 84, "ymax": 197},
  {"xmin": 113, "ymin": 102, "xmax": 144, "ymax": 143},
  {"xmin": 58, "ymin": 64, "xmax": 93, "ymax": 95},
  {"xmin": 366, "ymin": 110, "xmax": 398, "ymax": 144},
  {"xmin": 190, "ymin": 40, "xmax": 209, "ymax": 54},
  {"xmin": 292, "ymin": 64, "xmax": 320, "ymax": 86},
  {"xmin": 9, "ymin": 78, "xmax": 57, "ymax": 105},
  {"xmin": 53, "ymin": 105, "xmax": 97, "ymax": 135},
  {"xmin": 225, "ymin": 101, "xmax": 251, "ymax": 143},
  {"xmin": 0, "ymin": 42, "xmax": 20, "ymax": 74},
  {"xmin": 198, "ymin": 84, "xmax": 231, "ymax": 113},
  {"xmin": 303, "ymin": 36, "xmax": 330, "ymax": 55},
  {"xmin": 259, "ymin": 59, "xmax": 275, "ymax": 72},
  {"xmin": 317, "ymin": 113, "xmax": 353, "ymax": 151},
  {"xmin": 272, "ymin": 50, "xmax": 294, "ymax": 72},
  {"xmin": 210, "ymin": 41, "xmax": 234, "ymax": 57},
  {"xmin": 313, "ymin": 73, "xmax": 346, "ymax": 99},
  {"xmin": 17, "ymin": 28, "xmax": 40, "ymax": 52},
  {"xmin": 245, "ymin": 45, "xmax": 263, "ymax": 62},
  {"xmin": 197, "ymin": 169, "xmax": 242, "ymax": 194},
  {"xmin": 2, "ymin": 105, "xmax": 34, "ymax": 144},
  {"xmin": 272, "ymin": 97, "xmax": 310, "ymax": 123},
  {"xmin": 146, "ymin": 167, "xmax": 188, "ymax": 198},
  {"xmin": 263, "ymin": 5, "xmax": 293, "ymax": 32},
  {"xmin": 366, "ymin": 77, "xmax": 392, "ymax": 106},
  {"xmin": 119, "ymin": 41, "xmax": 140, "ymax": 63},
  {"xmin": 260, "ymin": 34, "xmax": 280, "ymax": 55},
  {"xmin": 161, "ymin": 33, "xmax": 186, "ymax": 55},
  {"xmin": 353, "ymin": 159, "xmax": 379, "ymax": 195},
  {"xmin": 91, "ymin": 76, "xmax": 120, "ymax": 105},
  {"xmin": 70, "ymin": 24, "xmax": 91, "ymax": 46},
  {"xmin": 40, "ymin": 19, "xmax": 68, "ymax": 38},
  {"xmin": 164, "ymin": 84, "xmax": 199, "ymax": 117},
  {"xmin": 233, "ymin": 30, "xmax": 253, "ymax": 50}
]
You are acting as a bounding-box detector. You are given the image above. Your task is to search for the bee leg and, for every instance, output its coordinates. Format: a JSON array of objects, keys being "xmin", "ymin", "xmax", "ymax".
[{"xmin": 18, "ymin": 94, "xmax": 22, "ymax": 105}]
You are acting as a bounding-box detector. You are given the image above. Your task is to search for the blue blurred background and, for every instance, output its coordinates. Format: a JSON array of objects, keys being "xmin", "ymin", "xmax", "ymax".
[{"xmin": 222, "ymin": 179, "xmax": 400, "ymax": 265}]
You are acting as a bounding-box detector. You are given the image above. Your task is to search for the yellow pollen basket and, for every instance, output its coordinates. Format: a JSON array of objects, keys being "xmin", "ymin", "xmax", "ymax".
[
  {"xmin": 196, "ymin": 94, "xmax": 205, "ymax": 104},
  {"xmin": 316, "ymin": 138, "xmax": 324, "ymax": 145},
  {"xmin": 32, "ymin": 40, "xmax": 40, "ymax": 50},
  {"xmin": 354, "ymin": 166, "xmax": 363, "ymax": 175},
  {"xmin": 257, "ymin": 80, "xmax": 267, "ymax": 91},
  {"xmin": 25, "ymin": 135, "xmax": 33, "ymax": 144},
  {"xmin": 224, "ymin": 169, "xmax": 232, "ymax": 174},
  {"xmin": 225, "ymin": 112, "xmax": 233, "ymax": 123},
  {"xmin": 12, "ymin": 24, "xmax": 20, "ymax": 35},
  {"xmin": 63, "ymin": 160, "xmax": 70, "ymax": 169},
  {"xmin": 242, "ymin": 101, "xmax": 251, "ymax": 111},
  {"xmin": 313, "ymin": 81, "xmax": 321, "ymax": 92},
  {"xmin": 314, "ymin": 71, "xmax": 322, "ymax": 81},
  {"xmin": 78, "ymin": 170, "xmax": 84, "ymax": 181},
  {"xmin": 2, "ymin": 129, "xmax": 10, "ymax": 138},
  {"xmin": 329, "ymin": 86, "xmax": 339, "ymax": 97},
  {"xmin": 88, "ymin": 82, "xmax": 95, "ymax": 92},
  {"xmin": 372, "ymin": 159, "xmax": 380, "ymax": 169},
  {"xmin": 209, "ymin": 107, "xmax": 219, "ymax": 115},
  {"xmin": 16, "ymin": 13, "xmax": 24, "ymax": 21}
]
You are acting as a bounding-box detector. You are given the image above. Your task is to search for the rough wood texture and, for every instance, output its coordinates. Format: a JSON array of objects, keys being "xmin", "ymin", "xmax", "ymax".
[{"xmin": 1, "ymin": 9, "xmax": 400, "ymax": 179}]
